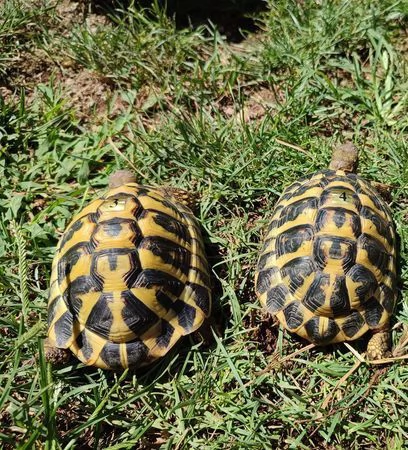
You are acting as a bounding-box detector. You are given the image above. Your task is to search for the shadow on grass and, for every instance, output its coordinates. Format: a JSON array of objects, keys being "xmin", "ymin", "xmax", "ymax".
[
  {"xmin": 166, "ymin": 0, "xmax": 267, "ymax": 42},
  {"xmin": 91, "ymin": 0, "xmax": 267, "ymax": 42}
]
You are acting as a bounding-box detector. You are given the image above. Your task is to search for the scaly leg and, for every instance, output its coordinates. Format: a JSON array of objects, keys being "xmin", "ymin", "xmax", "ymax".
[
  {"xmin": 367, "ymin": 329, "xmax": 391, "ymax": 360},
  {"xmin": 44, "ymin": 339, "xmax": 72, "ymax": 365}
]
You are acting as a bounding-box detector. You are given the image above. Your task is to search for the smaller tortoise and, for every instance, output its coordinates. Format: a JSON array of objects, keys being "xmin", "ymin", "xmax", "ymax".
[
  {"xmin": 46, "ymin": 170, "xmax": 211, "ymax": 370},
  {"xmin": 255, "ymin": 143, "xmax": 397, "ymax": 359}
]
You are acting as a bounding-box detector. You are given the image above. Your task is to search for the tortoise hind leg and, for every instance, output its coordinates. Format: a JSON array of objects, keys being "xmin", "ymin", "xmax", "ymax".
[
  {"xmin": 367, "ymin": 329, "xmax": 391, "ymax": 360},
  {"xmin": 44, "ymin": 338, "xmax": 72, "ymax": 365},
  {"xmin": 46, "ymin": 291, "xmax": 76, "ymax": 365}
]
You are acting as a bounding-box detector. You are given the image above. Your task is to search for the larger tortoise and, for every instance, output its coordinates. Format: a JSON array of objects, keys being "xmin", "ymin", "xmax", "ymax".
[
  {"xmin": 255, "ymin": 143, "xmax": 397, "ymax": 359},
  {"xmin": 46, "ymin": 170, "xmax": 211, "ymax": 370}
]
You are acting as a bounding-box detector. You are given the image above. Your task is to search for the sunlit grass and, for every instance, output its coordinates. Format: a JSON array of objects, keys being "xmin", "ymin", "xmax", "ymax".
[{"xmin": 1, "ymin": 0, "xmax": 408, "ymax": 448}]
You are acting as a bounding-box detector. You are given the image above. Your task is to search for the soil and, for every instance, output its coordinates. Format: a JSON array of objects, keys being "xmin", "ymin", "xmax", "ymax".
[
  {"xmin": 246, "ymin": 310, "xmax": 279, "ymax": 356},
  {"xmin": 0, "ymin": 1, "xmax": 128, "ymax": 123},
  {"xmin": 221, "ymin": 85, "xmax": 284, "ymax": 124}
]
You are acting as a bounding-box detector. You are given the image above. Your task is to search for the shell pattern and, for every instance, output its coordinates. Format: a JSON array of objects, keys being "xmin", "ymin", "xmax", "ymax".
[
  {"xmin": 255, "ymin": 169, "xmax": 397, "ymax": 345},
  {"xmin": 47, "ymin": 184, "xmax": 211, "ymax": 369}
]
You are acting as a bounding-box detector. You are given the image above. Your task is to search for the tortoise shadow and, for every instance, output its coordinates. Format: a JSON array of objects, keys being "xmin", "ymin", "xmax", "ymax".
[{"xmin": 393, "ymin": 231, "xmax": 405, "ymax": 319}]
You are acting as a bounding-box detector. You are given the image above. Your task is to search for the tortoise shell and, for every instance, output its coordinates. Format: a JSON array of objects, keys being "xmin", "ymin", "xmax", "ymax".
[
  {"xmin": 47, "ymin": 183, "xmax": 211, "ymax": 369},
  {"xmin": 255, "ymin": 169, "xmax": 397, "ymax": 345}
]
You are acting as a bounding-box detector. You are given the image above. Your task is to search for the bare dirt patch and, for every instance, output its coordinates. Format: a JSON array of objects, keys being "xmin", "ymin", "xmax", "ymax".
[
  {"xmin": 1, "ymin": 58, "xmax": 126, "ymax": 124},
  {"xmin": 221, "ymin": 85, "xmax": 285, "ymax": 124},
  {"xmin": 393, "ymin": 27, "xmax": 408, "ymax": 61},
  {"xmin": 0, "ymin": 48, "xmax": 54, "ymax": 102},
  {"xmin": 0, "ymin": 0, "xmax": 122, "ymax": 123},
  {"xmin": 55, "ymin": 0, "xmax": 109, "ymax": 34},
  {"xmin": 56, "ymin": 68, "xmax": 128, "ymax": 122},
  {"xmin": 247, "ymin": 311, "xmax": 279, "ymax": 356}
]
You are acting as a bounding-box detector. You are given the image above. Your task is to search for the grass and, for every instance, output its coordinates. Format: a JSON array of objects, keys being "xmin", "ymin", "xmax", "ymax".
[{"xmin": 1, "ymin": 0, "xmax": 408, "ymax": 448}]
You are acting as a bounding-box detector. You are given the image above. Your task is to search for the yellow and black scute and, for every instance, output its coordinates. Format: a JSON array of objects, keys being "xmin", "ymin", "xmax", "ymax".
[
  {"xmin": 255, "ymin": 169, "xmax": 396, "ymax": 346},
  {"xmin": 47, "ymin": 183, "xmax": 211, "ymax": 370}
]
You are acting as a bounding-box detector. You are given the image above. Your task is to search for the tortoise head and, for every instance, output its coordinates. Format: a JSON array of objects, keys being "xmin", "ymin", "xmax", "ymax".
[
  {"xmin": 109, "ymin": 170, "xmax": 137, "ymax": 188},
  {"xmin": 329, "ymin": 142, "xmax": 359, "ymax": 173}
]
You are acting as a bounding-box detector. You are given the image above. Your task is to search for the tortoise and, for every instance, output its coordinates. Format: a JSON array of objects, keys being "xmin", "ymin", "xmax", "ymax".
[
  {"xmin": 46, "ymin": 170, "xmax": 211, "ymax": 370},
  {"xmin": 255, "ymin": 143, "xmax": 397, "ymax": 359}
]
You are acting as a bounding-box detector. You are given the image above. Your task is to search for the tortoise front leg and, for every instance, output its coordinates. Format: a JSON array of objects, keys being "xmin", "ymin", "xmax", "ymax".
[{"xmin": 159, "ymin": 187, "xmax": 199, "ymax": 213}]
